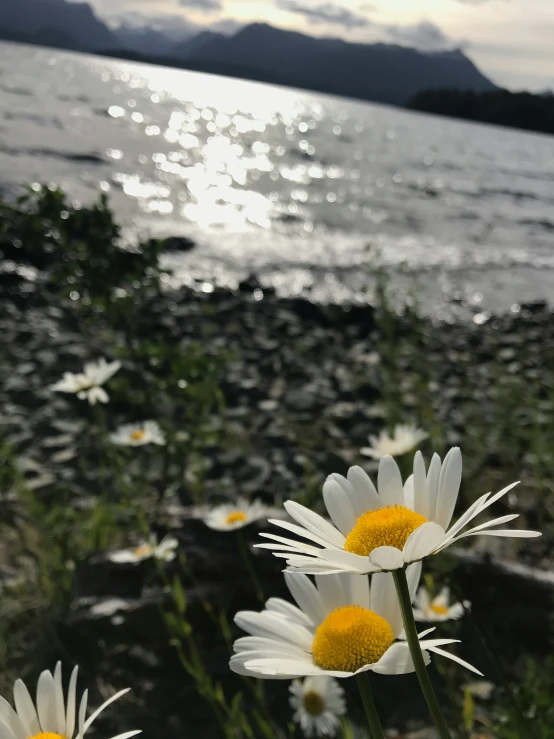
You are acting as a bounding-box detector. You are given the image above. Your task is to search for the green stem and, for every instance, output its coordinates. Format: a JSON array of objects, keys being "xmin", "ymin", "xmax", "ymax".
[
  {"xmin": 236, "ymin": 530, "xmax": 265, "ymax": 603},
  {"xmin": 355, "ymin": 673, "xmax": 385, "ymax": 739},
  {"xmin": 392, "ymin": 569, "xmax": 453, "ymax": 739}
]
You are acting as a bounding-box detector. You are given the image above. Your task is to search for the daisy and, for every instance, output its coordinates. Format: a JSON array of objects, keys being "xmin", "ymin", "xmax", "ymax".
[
  {"xmin": 257, "ymin": 448, "xmax": 539, "ymax": 576},
  {"xmin": 51, "ymin": 359, "xmax": 121, "ymax": 405},
  {"xmin": 110, "ymin": 421, "xmax": 166, "ymax": 446},
  {"xmin": 230, "ymin": 566, "xmax": 481, "ymax": 679},
  {"xmin": 361, "ymin": 424, "xmax": 428, "ymax": 460},
  {"xmin": 108, "ymin": 534, "xmax": 178, "ymax": 564},
  {"xmin": 202, "ymin": 498, "xmax": 275, "ymax": 531},
  {"xmin": 289, "ymin": 676, "xmax": 346, "ymax": 737},
  {"xmin": 0, "ymin": 661, "xmax": 140, "ymax": 739},
  {"xmin": 413, "ymin": 586, "xmax": 469, "ymax": 622}
]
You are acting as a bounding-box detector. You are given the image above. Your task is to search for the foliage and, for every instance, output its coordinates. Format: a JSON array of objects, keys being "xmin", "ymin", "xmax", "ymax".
[{"xmin": 409, "ymin": 88, "xmax": 554, "ymax": 136}]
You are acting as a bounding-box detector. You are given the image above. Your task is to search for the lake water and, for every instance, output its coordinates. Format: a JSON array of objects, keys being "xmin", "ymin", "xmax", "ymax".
[{"xmin": 1, "ymin": 41, "xmax": 554, "ymax": 318}]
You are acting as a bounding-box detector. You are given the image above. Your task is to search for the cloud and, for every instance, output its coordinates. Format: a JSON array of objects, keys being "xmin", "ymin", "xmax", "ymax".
[
  {"xmin": 178, "ymin": 0, "xmax": 221, "ymax": 11},
  {"xmin": 382, "ymin": 20, "xmax": 461, "ymax": 51},
  {"xmin": 276, "ymin": 0, "xmax": 371, "ymax": 29}
]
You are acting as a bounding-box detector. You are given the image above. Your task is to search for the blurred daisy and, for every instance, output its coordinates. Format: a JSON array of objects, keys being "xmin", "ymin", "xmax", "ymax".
[
  {"xmin": 230, "ymin": 565, "xmax": 481, "ymax": 679},
  {"xmin": 110, "ymin": 421, "xmax": 166, "ymax": 446},
  {"xmin": 202, "ymin": 498, "xmax": 274, "ymax": 531},
  {"xmin": 51, "ymin": 358, "xmax": 121, "ymax": 405},
  {"xmin": 108, "ymin": 534, "xmax": 178, "ymax": 564},
  {"xmin": 413, "ymin": 586, "xmax": 469, "ymax": 622},
  {"xmin": 361, "ymin": 424, "xmax": 428, "ymax": 460},
  {"xmin": 289, "ymin": 676, "xmax": 346, "ymax": 737},
  {"xmin": 0, "ymin": 661, "xmax": 140, "ymax": 739},
  {"xmin": 257, "ymin": 448, "xmax": 539, "ymax": 576}
]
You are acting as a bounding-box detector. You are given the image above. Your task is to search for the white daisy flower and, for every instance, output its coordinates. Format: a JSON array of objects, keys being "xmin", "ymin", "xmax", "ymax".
[
  {"xmin": 108, "ymin": 534, "xmax": 178, "ymax": 564},
  {"xmin": 289, "ymin": 676, "xmax": 346, "ymax": 737},
  {"xmin": 230, "ymin": 566, "xmax": 481, "ymax": 679},
  {"xmin": 0, "ymin": 661, "xmax": 140, "ymax": 739},
  {"xmin": 413, "ymin": 586, "xmax": 469, "ymax": 622},
  {"xmin": 361, "ymin": 424, "xmax": 428, "ymax": 460},
  {"xmin": 109, "ymin": 421, "xmax": 166, "ymax": 446},
  {"xmin": 202, "ymin": 498, "xmax": 275, "ymax": 531},
  {"xmin": 51, "ymin": 359, "xmax": 121, "ymax": 405},
  {"xmin": 257, "ymin": 448, "xmax": 539, "ymax": 576}
]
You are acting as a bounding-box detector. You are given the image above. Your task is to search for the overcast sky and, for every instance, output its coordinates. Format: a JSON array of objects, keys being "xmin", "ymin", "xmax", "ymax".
[{"xmin": 86, "ymin": 0, "xmax": 554, "ymax": 91}]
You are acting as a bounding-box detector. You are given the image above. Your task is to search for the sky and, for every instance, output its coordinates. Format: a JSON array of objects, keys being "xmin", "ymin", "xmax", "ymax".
[{"xmin": 85, "ymin": 0, "xmax": 554, "ymax": 91}]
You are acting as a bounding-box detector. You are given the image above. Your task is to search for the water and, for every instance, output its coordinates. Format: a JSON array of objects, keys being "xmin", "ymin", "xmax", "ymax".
[{"xmin": 1, "ymin": 41, "xmax": 554, "ymax": 318}]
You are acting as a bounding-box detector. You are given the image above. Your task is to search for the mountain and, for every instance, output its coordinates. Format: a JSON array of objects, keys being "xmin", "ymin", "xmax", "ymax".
[
  {"xmin": 172, "ymin": 31, "xmax": 226, "ymax": 60},
  {"xmin": 0, "ymin": 0, "xmax": 119, "ymax": 52},
  {"xmin": 116, "ymin": 25, "xmax": 177, "ymax": 57},
  {"xmin": 184, "ymin": 23, "xmax": 496, "ymax": 105},
  {"xmin": 0, "ymin": 11, "xmax": 497, "ymax": 108}
]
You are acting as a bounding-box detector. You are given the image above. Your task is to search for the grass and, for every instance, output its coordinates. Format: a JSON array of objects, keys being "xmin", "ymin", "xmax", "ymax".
[{"xmin": 1, "ymin": 185, "xmax": 554, "ymax": 738}]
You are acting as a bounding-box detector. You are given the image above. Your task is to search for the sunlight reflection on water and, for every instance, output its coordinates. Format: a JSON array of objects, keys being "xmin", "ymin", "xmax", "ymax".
[{"xmin": 2, "ymin": 42, "xmax": 554, "ymax": 314}]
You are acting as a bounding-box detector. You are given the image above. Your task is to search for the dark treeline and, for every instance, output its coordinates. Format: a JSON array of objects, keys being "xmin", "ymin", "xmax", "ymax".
[{"xmin": 409, "ymin": 88, "xmax": 554, "ymax": 136}]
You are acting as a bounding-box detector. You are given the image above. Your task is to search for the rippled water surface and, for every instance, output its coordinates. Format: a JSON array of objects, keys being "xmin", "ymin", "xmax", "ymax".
[{"xmin": 1, "ymin": 41, "xmax": 554, "ymax": 316}]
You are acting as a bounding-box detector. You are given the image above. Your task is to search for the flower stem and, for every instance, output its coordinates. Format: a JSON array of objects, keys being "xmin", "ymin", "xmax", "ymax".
[
  {"xmin": 236, "ymin": 530, "xmax": 265, "ymax": 603},
  {"xmin": 355, "ymin": 673, "xmax": 385, "ymax": 739},
  {"xmin": 392, "ymin": 568, "xmax": 453, "ymax": 739}
]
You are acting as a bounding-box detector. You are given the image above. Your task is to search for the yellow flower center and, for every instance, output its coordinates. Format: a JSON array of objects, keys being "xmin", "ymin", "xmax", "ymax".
[
  {"xmin": 29, "ymin": 734, "xmax": 66, "ymax": 739},
  {"xmin": 131, "ymin": 430, "xmax": 146, "ymax": 440},
  {"xmin": 312, "ymin": 605, "xmax": 394, "ymax": 672},
  {"xmin": 303, "ymin": 691, "xmax": 325, "ymax": 716},
  {"xmin": 344, "ymin": 505, "xmax": 428, "ymax": 556},
  {"xmin": 226, "ymin": 511, "xmax": 248, "ymax": 525},
  {"xmin": 430, "ymin": 604, "xmax": 449, "ymax": 616},
  {"xmin": 134, "ymin": 544, "xmax": 152, "ymax": 557}
]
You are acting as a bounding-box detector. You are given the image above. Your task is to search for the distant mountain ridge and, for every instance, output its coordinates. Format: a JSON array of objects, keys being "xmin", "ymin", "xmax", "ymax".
[
  {"xmin": 0, "ymin": 0, "xmax": 119, "ymax": 51},
  {"xmin": 0, "ymin": 0, "xmax": 497, "ymax": 107},
  {"xmin": 179, "ymin": 23, "xmax": 496, "ymax": 105}
]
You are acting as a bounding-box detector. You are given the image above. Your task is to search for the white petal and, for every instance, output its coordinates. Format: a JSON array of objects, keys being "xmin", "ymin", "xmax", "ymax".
[
  {"xmin": 83, "ymin": 689, "xmax": 130, "ymax": 733},
  {"xmin": 403, "ymin": 475, "xmax": 415, "ymax": 510},
  {"xmin": 403, "ymin": 522, "xmax": 446, "ymax": 563},
  {"xmin": 314, "ymin": 574, "xmax": 347, "ymax": 614},
  {"xmin": 284, "ymin": 572, "xmax": 326, "ymax": 625},
  {"xmin": 426, "ymin": 646, "xmax": 483, "ymax": 676},
  {"xmin": 66, "ymin": 666, "xmax": 79, "ymax": 738},
  {"xmin": 322, "ymin": 480, "xmax": 358, "ymax": 536},
  {"xmin": 368, "ymin": 546, "xmax": 404, "ymax": 571},
  {"xmin": 258, "ymin": 531, "xmax": 323, "ymax": 553},
  {"xmin": 457, "ymin": 529, "xmax": 540, "ymax": 539},
  {"xmin": 477, "ymin": 481, "xmax": 520, "ymax": 515},
  {"xmin": 442, "ymin": 493, "xmax": 491, "ymax": 544},
  {"xmin": 265, "ymin": 598, "xmax": 313, "ymax": 628},
  {"xmin": 451, "ymin": 514, "xmax": 519, "ymax": 540},
  {"xmin": 342, "ymin": 574, "xmax": 370, "ymax": 610},
  {"xmin": 406, "ymin": 561, "xmax": 423, "ymax": 602},
  {"xmin": 108, "ymin": 732, "xmax": 142, "ymax": 739},
  {"xmin": 413, "ymin": 451, "xmax": 428, "ymax": 517},
  {"xmin": 13, "ymin": 681, "xmax": 40, "ymax": 738},
  {"xmin": 372, "ymin": 643, "xmax": 424, "ymax": 675},
  {"xmin": 283, "ymin": 502, "xmax": 346, "ymax": 548},
  {"xmin": 235, "ymin": 610, "xmax": 313, "ymax": 649},
  {"xmin": 77, "ymin": 690, "xmax": 87, "ymax": 739},
  {"xmin": 244, "ymin": 657, "xmax": 341, "ymax": 679},
  {"xmin": 230, "ymin": 654, "xmax": 302, "ymax": 680},
  {"xmin": 316, "ymin": 548, "xmax": 376, "ymax": 573},
  {"xmin": 346, "ymin": 467, "xmax": 381, "ymax": 512},
  {"xmin": 0, "ymin": 697, "xmax": 26, "ymax": 739},
  {"xmin": 54, "ymin": 662, "xmax": 66, "ymax": 736},
  {"xmin": 377, "ymin": 456, "xmax": 404, "ymax": 507},
  {"xmin": 233, "ymin": 637, "xmax": 310, "ymax": 659},
  {"xmin": 36, "ymin": 671, "xmax": 56, "ymax": 732},
  {"xmin": 426, "ymin": 453, "xmax": 442, "ymax": 522},
  {"xmin": 435, "ymin": 448, "xmax": 462, "ymax": 530},
  {"xmin": 370, "ymin": 572, "xmax": 402, "ymax": 636}
]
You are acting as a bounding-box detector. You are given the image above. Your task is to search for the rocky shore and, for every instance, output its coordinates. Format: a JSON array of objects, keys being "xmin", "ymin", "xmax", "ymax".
[{"xmin": 2, "ymin": 259, "xmax": 554, "ymax": 737}]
